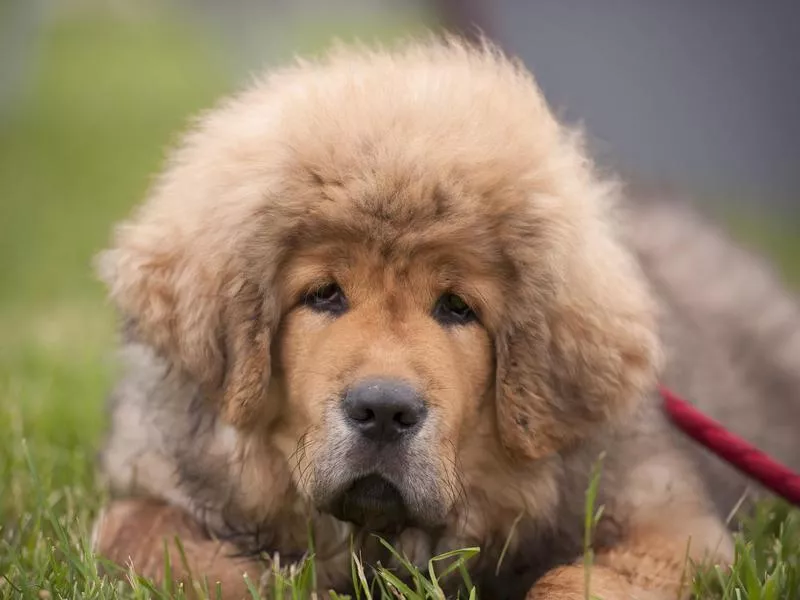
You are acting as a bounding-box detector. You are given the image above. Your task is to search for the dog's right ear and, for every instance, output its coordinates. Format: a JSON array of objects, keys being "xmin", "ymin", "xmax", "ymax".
[{"xmin": 96, "ymin": 195, "xmax": 276, "ymax": 429}]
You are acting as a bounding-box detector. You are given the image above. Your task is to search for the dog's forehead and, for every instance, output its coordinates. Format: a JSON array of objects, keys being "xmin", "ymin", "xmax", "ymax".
[
  {"xmin": 234, "ymin": 135, "xmax": 567, "ymax": 305},
  {"xmin": 271, "ymin": 140, "xmax": 528, "ymax": 248},
  {"xmin": 277, "ymin": 179, "xmax": 513, "ymax": 276}
]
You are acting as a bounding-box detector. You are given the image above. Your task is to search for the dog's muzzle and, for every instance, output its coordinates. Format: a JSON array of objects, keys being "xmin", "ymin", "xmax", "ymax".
[{"xmin": 314, "ymin": 377, "xmax": 441, "ymax": 532}]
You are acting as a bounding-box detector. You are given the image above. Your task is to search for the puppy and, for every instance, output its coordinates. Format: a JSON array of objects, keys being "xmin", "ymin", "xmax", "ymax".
[{"xmin": 91, "ymin": 38, "xmax": 799, "ymax": 599}]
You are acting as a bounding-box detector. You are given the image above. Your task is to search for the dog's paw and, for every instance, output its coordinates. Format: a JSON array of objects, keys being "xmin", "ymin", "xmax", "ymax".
[{"xmin": 92, "ymin": 498, "xmax": 262, "ymax": 599}]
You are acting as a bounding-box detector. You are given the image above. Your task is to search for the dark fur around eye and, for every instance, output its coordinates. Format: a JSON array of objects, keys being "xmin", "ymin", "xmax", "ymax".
[
  {"xmin": 433, "ymin": 293, "xmax": 478, "ymax": 326},
  {"xmin": 304, "ymin": 282, "xmax": 348, "ymax": 315}
]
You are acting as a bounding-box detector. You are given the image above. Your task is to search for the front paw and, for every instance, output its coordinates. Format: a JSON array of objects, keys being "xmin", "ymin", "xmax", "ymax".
[
  {"xmin": 93, "ymin": 498, "xmax": 262, "ymax": 599},
  {"xmin": 527, "ymin": 565, "xmax": 666, "ymax": 600}
]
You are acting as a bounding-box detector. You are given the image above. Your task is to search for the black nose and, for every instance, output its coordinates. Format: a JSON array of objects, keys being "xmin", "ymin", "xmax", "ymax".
[{"xmin": 342, "ymin": 378, "xmax": 427, "ymax": 442}]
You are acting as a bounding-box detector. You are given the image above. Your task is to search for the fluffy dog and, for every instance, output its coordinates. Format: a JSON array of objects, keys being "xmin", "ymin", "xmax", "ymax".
[{"xmin": 91, "ymin": 38, "xmax": 800, "ymax": 599}]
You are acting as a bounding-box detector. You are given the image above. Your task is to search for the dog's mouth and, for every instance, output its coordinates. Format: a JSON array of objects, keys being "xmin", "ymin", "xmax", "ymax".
[{"xmin": 326, "ymin": 474, "xmax": 409, "ymax": 533}]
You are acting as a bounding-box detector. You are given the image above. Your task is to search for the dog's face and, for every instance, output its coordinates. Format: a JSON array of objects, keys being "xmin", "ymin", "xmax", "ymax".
[
  {"xmin": 273, "ymin": 232, "xmax": 498, "ymax": 531},
  {"xmin": 100, "ymin": 41, "xmax": 661, "ymax": 534}
]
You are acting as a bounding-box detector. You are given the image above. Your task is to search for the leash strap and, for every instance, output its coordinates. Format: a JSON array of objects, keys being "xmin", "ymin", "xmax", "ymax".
[{"xmin": 660, "ymin": 385, "xmax": 800, "ymax": 507}]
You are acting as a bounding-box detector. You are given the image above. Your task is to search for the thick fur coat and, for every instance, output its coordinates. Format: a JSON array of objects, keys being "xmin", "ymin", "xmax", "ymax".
[{"xmin": 91, "ymin": 39, "xmax": 800, "ymax": 599}]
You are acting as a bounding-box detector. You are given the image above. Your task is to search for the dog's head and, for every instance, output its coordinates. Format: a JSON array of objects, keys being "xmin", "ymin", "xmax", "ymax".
[{"xmin": 99, "ymin": 40, "xmax": 660, "ymax": 533}]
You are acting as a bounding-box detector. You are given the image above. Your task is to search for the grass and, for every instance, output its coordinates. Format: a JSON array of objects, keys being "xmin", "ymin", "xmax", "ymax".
[
  {"xmin": 724, "ymin": 212, "xmax": 800, "ymax": 287},
  {"xmin": 0, "ymin": 6, "xmax": 798, "ymax": 599}
]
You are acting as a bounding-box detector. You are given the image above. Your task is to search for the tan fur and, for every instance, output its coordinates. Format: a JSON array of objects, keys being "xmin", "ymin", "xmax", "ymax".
[
  {"xmin": 88, "ymin": 37, "xmax": 799, "ymax": 599},
  {"xmin": 92, "ymin": 499, "xmax": 262, "ymax": 598}
]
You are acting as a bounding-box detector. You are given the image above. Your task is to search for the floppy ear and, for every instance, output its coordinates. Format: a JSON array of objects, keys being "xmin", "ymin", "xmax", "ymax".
[
  {"xmin": 495, "ymin": 217, "xmax": 661, "ymax": 461},
  {"xmin": 97, "ymin": 208, "xmax": 275, "ymax": 430}
]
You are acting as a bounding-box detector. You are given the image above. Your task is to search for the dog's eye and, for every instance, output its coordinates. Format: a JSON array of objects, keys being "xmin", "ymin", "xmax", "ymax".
[
  {"xmin": 304, "ymin": 282, "xmax": 348, "ymax": 315},
  {"xmin": 433, "ymin": 293, "xmax": 477, "ymax": 326}
]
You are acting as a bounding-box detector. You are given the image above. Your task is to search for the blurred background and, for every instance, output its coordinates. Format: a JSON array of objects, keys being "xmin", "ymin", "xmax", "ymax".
[{"xmin": 0, "ymin": 0, "xmax": 797, "ymax": 448}]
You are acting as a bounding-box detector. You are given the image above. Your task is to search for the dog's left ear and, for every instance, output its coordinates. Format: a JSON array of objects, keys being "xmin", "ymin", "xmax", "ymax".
[{"xmin": 495, "ymin": 209, "xmax": 661, "ymax": 461}]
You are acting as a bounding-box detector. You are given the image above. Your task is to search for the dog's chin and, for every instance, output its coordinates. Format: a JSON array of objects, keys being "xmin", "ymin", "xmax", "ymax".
[
  {"xmin": 319, "ymin": 474, "xmax": 447, "ymax": 534},
  {"xmin": 324, "ymin": 474, "xmax": 409, "ymax": 533}
]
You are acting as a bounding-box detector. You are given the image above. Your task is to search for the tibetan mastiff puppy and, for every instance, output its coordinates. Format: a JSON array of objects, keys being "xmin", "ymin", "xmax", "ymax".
[{"xmin": 91, "ymin": 38, "xmax": 800, "ymax": 599}]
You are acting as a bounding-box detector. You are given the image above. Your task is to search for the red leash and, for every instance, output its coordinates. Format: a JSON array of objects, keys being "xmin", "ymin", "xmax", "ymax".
[{"xmin": 660, "ymin": 385, "xmax": 800, "ymax": 507}]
